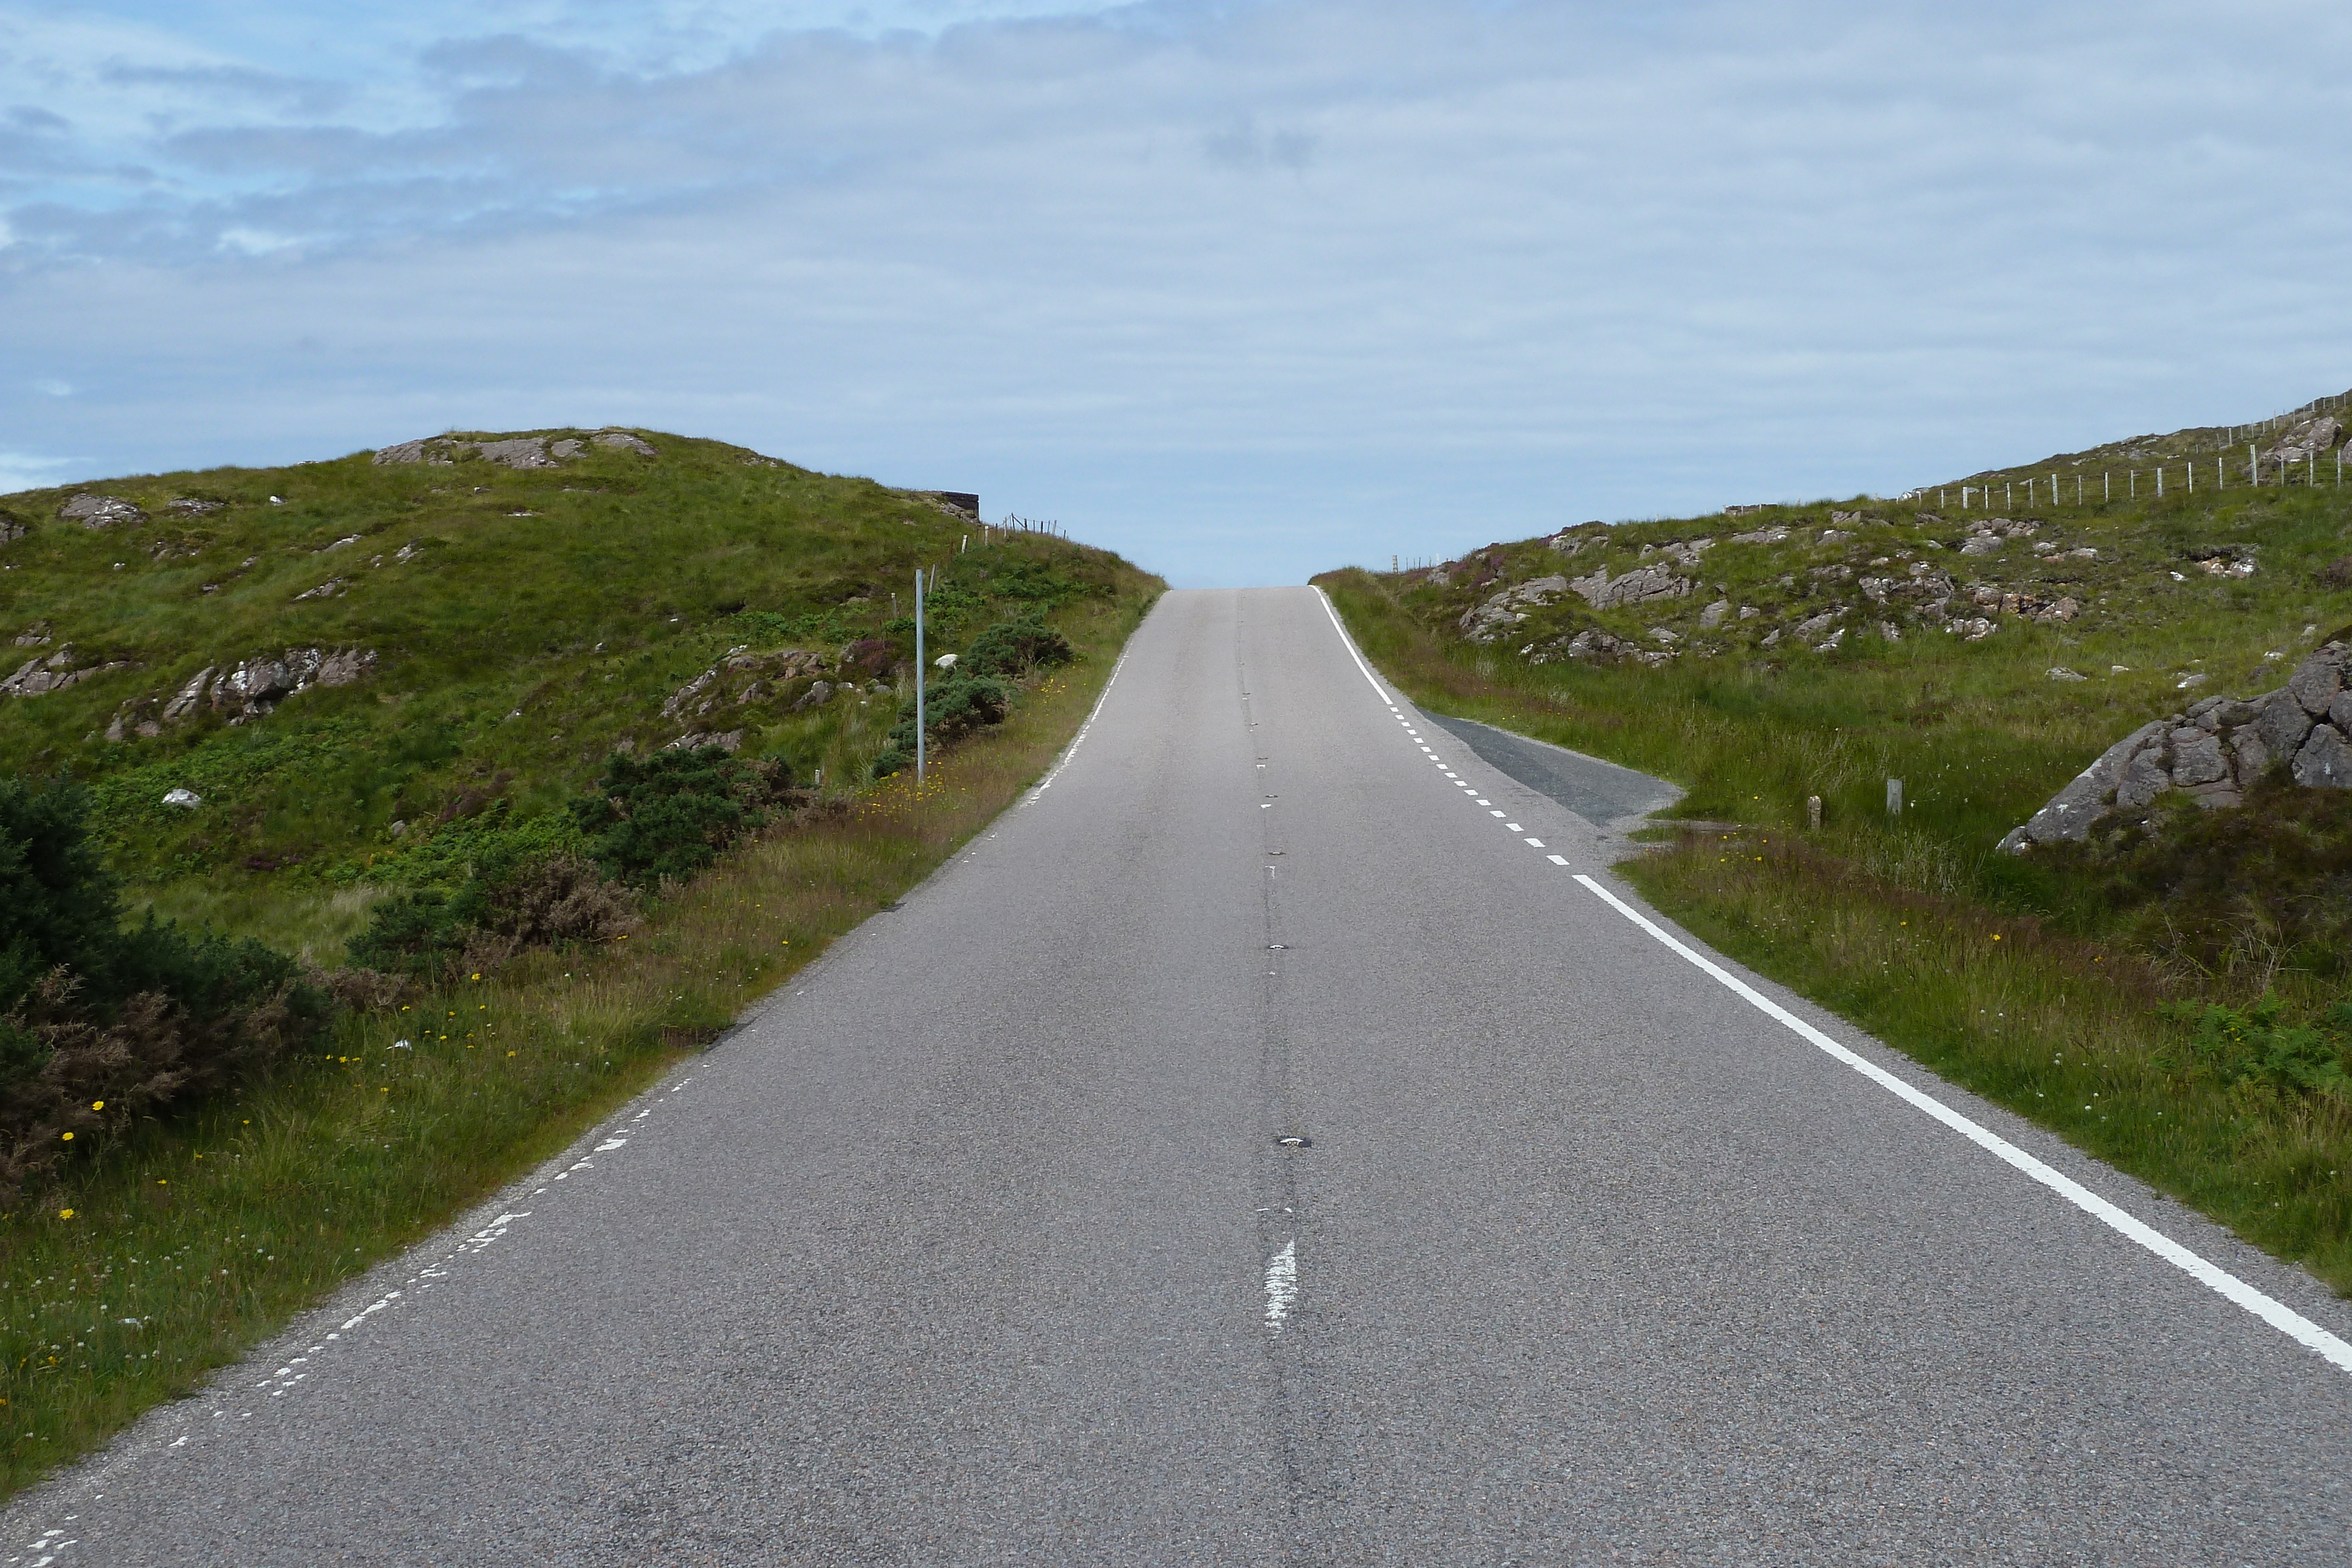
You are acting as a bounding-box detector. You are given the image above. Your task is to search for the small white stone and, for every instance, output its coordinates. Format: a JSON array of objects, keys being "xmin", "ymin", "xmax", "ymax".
[{"xmin": 161, "ymin": 788, "xmax": 202, "ymax": 808}]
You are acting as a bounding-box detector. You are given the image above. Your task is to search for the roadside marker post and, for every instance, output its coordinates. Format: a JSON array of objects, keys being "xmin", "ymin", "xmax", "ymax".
[
  {"xmin": 1886, "ymin": 778, "xmax": 1903, "ymax": 818},
  {"xmin": 914, "ymin": 568, "xmax": 927, "ymax": 783}
]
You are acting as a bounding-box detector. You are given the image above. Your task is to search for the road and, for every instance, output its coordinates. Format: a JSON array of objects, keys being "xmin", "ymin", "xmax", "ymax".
[{"xmin": 11, "ymin": 586, "xmax": 2352, "ymax": 1565}]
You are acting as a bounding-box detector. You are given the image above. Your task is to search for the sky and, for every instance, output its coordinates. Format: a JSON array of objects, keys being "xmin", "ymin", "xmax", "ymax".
[{"xmin": 4, "ymin": 1, "xmax": 2350, "ymax": 588}]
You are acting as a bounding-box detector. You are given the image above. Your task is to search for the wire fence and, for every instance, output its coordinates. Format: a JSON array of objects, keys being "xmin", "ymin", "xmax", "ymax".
[{"xmin": 1930, "ymin": 390, "xmax": 2352, "ymax": 510}]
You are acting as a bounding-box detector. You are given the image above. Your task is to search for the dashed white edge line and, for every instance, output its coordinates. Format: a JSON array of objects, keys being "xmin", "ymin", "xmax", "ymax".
[
  {"xmin": 1571, "ymin": 871, "xmax": 2352, "ymax": 1378},
  {"xmin": 1025, "ymin": 643, "xmax": 1132, "ymax": 801}
]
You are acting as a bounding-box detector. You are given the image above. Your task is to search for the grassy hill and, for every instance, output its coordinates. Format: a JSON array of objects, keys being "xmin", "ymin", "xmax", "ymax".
[
  {"xmin": 2, "ymin": 427, "xmax": 1134, "ymax": 956},
  {"xmin": 1319, "ymin": 390, "xmax": 2352, "ymax": 1291},
  {"xmin": 0, "ymin": 429, "xmax": 1160, "ymax": 1495}
]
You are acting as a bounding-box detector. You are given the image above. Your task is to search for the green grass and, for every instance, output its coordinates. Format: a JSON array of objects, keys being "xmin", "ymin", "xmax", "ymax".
[
  {"xmin": 0, "ymin": 431, "xmax": 1162, "ymax": 1500},
  {"xmin": 1, "ymin": 430, "xmax": 1114, "ymax": 897},
  {"xmin": 1314, "ymin": 396, "xmax": 2352, "ymax": 1294}
]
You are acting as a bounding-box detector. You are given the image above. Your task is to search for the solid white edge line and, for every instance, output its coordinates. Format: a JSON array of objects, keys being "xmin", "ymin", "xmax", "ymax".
[
  {"xmin": 1316, "ymin": 586, "xmax": 1398, "ymax": 701},
  {"xmin": 1024, "ymin": 642, "xmax": 1132, "ymax": 801},
  {"xmin": 1570, "ymin": 871, "xmax": 2352, "ymax": 1376}
]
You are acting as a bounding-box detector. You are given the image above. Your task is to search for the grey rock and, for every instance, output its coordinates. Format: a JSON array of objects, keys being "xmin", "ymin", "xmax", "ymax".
[
  {"xmin": 593, "ymin": 431, "xmax": 657, "ymax": 457},
  {"xmin": 2231, "ymin": 728, "xmax": 2270, "ymax": 783},
  {"xmin": 2331, "ymin": 691, "xmax": 2352, "ymax": 732},
  {"xmin": 1792, "ymin": 610, "xmax": 1842, "ymax": 640},
  {"xmin": 549, "ymin": 439, "xmax": 585, "ymax": 460},
  {"xmin": 2169, "ymin": 729, "xmax": 2228, "ymax": 787},
  {"xmin": 2256, "ymin": 690, "xmax": 2317, "ymax": 758},
  {"xmin": 2047, "ymin": 667, "xmax": 2087, "ymax": 682},
  {"xmin": 2000, "ymin": 720, "xmax": 2167, "ymax": 850},
  {"xmin": 1958, "ymin": 535, "xmax": 2003, "ymax": 556},
  {"xmin": 315, "ymin": 648, "xmax": 377, "ymax": 686},
  {"xmin": 2261, "ymin": 415, "xmax": 2341, "ymax": 469},
  {"xmin": 1462, "ymin": 574, "xmax": 1571, "ymax": 641},
  {"xmin": 1728, "ymin": 524, "xmax": 1790, "ymax": 545},
  {"xmin": 293, "ymin": 578, "xmax": 346, "ymax": 601},
  {"xmin": 796, "ymin": 680, "xmax": 836, "ymax": 710},
  {"xmin": 1567, "ymin": 564, "xmax": 1690, "ymax": 611},
  {"xmin": 14, "ymin": 621, "xmax": 51, "ymax": 647},
  {"xmin": 161, "ymin": 788, "xmax": 202, "ymax": 809},
  {"xmin": 59, "ymin": 494, "xmax": 145, "ymax": 529},
  {"xmin": 2291, "ymin": 724, "xmax": 2352, "ymax": 788},
  {"xmin": 666, "ymin": 729, "xmax": 746, "ymax": 754},
  {"xmin": 2287, "ymin": 645, "xmax": 2345, "ymax": 715},
  {"xmin": 161, "ymin": 667, "xmax": 215, "ymax": 722},
  {"xmin": 2186, "ymin": 785, "xmax": 2243, "ymax": 810},
  {"xmin": 1698, "ymin": 600, "xmax": 1730, "ymax": 629},
  {"xmin": 2114, "ymin": 746, "xmax": 2173, "ymax": 810},
  {"xmin": 475, "ymin": 437, "xmax": 554, "ymax": 469},
  {"xmin": 371, "ymin": 439, "xmax": 455, "ymax": 466}
]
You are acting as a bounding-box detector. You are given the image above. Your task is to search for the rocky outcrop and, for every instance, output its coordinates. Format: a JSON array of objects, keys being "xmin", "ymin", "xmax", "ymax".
[
  {"xmin": 373, "ymin": 430, "xmax": 658, "ymax": 467},
  {"xmin": 1999, "ymin": 641, "xmax": 2352, "ymax": 850},
  {"xmin": 1568, "ymin": 563, "xmax": 1692, "ymax": 611},
  {"xmin": 2260, "ymin": 415, "xmax": 2342, "ymax": 473},
  {"xmin": 3, "ymin": 646, "xmax": 134, "ymax": 697},
  {"xmin": 1528, "ymin": 628, "xmax": 1674, "ymax": 667},
  {"xmin": 664, "ymin": 730, "xmax": 746, "ymax": 754},
  {"xmin": 1461, "ymin": 575, "xmax": 1569, "ymax": 641},
  {"xmin": 102, "ymin": 648, "xmax": 375, "ymax": 738},
  {"xmin": 59, "ymin": 494, "xmax": 144, "ymax": 529},
  {"xmin": 660, "ymin": 647, "xmax": 833, "ymax": 734}
]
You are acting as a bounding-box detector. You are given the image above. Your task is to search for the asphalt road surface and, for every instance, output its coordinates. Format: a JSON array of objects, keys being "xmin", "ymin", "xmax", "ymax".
[{"xmin": 12, "ymin": 587, "xmax": 2352, "ymax": 1566}]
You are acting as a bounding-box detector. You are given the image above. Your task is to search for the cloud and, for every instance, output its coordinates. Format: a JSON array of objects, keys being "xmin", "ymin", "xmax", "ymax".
[{"xmin": 4, "ymin": 1, "xmax": 2351, "ymax": 586}]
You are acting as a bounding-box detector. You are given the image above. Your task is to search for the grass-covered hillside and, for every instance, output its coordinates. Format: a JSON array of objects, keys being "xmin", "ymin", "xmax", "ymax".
[
  {"xmin": 1, "ymin": 427, "xmax": 1133, "ymax": 959},
  {"xmin": 1319, "ymin": 391, "xmax": 2352, "ymax": 1292},
  {"xmin": 0, "ymin": 429, "xmax": 1159, "ymax": 1497}
]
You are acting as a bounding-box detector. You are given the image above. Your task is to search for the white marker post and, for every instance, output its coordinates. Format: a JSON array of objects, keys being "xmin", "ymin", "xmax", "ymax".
[
  {"xmin": 1886, "ymin": 778, "xmax": 1903, "ymax": 817},
  {"xmin": 914, "ymin": 568, "xmax": 927, "ymax": 783}
]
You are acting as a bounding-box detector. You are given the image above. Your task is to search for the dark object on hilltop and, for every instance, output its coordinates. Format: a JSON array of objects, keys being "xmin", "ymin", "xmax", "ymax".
[
  {"xmin": 932, "ymin": 492, "xmax": 980, "ymax": 518},
  {"xmin": 569, "ymin": 747, "xmax": 792, "ymax": 887},
  {"xmin": 0, "ymin": 779, "xmax": 325, "ymax": 1202}
]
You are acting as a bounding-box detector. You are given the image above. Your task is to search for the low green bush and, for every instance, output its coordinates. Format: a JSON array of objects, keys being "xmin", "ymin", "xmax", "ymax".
[
  {"xmin": 0, "ymin": 780, "xmax": 325, "ymax": 1202},
  {"xmin": 872, "ymin": 675, "xmax": 1015, "ymax": 778},
  {"xmin": 569, "ymin": 747, "xmax": 791, "ymax": 885},
  {"xmin": 960, "ymin": 616, "xmax": 1073, "ymax": 679}
]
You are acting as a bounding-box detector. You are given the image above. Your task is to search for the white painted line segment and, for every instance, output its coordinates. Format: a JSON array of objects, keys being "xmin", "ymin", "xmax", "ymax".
[
  {"xmin": 1571, "ymin": 872, "xmax": 2352, "ymax": 1378},
  {"xmin": 1026, "ymin": 643, "xmax": 1132, "ymax": 801},
  {"xmin": 1263, "ymin": 1241, "xmax": 1299, "ymax": 1334}
]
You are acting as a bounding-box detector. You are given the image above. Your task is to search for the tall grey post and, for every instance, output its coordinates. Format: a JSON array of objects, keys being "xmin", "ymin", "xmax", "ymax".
[{"xmin": 914, "ymin": 568, "xmax": 927, "ymax": 783}]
